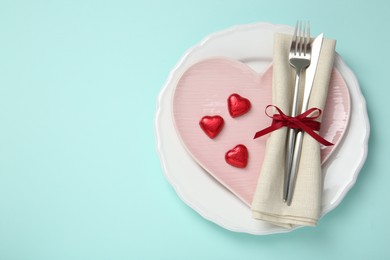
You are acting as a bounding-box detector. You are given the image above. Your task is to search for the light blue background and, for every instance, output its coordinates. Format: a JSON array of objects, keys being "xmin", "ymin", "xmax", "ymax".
[{"xmin": 0, "ymin": 0, "xmax": 388, "ymax": 259}]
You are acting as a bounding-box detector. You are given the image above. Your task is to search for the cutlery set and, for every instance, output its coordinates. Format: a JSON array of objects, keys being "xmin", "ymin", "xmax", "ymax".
[{"xmin": 284, "ymin": 21, "xmax": 325, "ymax": 205}]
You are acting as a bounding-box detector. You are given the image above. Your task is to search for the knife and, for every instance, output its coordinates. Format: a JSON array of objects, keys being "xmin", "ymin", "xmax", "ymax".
[{"xmin": 286, "ymin": 33, "xmax": 324, "ymax": 206}]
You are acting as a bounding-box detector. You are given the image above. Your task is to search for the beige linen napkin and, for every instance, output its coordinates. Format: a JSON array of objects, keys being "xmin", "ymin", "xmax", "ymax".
[{"xmin": 251, "ymin": 33, "xmax": 336, "ymax": 228}]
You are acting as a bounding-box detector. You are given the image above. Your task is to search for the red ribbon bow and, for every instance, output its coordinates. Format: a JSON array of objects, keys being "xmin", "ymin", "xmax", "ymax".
[{"xmin": 253, "ymin": 105, "xmax": 333, "ymax": 146}]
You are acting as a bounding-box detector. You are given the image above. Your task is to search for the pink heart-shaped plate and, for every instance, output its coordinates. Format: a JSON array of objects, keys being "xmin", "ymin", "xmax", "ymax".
[{"xmin": 173, "ymin": 58, "xmax": 350, "ymax": 206}]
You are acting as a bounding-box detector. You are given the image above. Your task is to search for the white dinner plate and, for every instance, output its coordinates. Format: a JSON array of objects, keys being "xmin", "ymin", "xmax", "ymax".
[{"xmin": 155, "ymin": 23, "xmax": 370, "ymax": 235}]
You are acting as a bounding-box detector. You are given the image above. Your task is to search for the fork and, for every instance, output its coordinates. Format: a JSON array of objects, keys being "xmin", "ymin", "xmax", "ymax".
[{"xmin": 283, "ymin": 21, "xmax": 311, "ymax": 204}]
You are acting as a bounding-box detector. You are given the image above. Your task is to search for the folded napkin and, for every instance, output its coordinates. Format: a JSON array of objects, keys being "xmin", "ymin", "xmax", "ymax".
[{"xmin": 251, "ymin": 33, "xmax": 336, "ymax": 228}]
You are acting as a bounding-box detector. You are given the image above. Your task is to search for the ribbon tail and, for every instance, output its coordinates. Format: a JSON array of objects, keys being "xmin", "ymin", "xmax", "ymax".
[
  {"xmin": 253, "ymin": 127, "xmax": 273, "ymax": 139},
  {"xmin": 301, "ymin": 128, "xmax": 334, "ymax": 146},
  {"xmin": 253, "ymin": 123, "xmax": 283, "ymax": 139}
]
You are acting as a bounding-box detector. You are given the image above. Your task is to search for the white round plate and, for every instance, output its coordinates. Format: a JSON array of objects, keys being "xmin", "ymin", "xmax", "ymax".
[{"xmin": 155, "ymin": 23, "xmax": 370, "ymax": 235}]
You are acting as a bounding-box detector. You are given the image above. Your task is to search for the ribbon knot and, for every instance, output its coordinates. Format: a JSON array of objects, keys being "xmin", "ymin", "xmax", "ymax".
[{"xmin": 253, "ymin": 105, "xmax": 333, "ymax": 146}]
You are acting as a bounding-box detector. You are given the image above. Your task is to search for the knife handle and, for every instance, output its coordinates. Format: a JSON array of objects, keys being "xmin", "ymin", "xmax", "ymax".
[
  {"xmin": 284, "ymin": 128, "xmax": 297, "ymax": 201},
  {"xmin": 286, "ymin": 130, "xmax": 304, "ymax": 205},
  {"xmin": 284, "ymin": 70, "xmax": 301, "ymax": 202}
]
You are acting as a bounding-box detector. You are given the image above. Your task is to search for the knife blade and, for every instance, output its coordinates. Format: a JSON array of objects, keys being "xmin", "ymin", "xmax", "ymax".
[
  {"xmin": 286, "ymin": 33, "xmax": 324, "ymax": 206},
  {"xmin": 301, "ymin": 33, "xmax": 324, "ymax": 112}
]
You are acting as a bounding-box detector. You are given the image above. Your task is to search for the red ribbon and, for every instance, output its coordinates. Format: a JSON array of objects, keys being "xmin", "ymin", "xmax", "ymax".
[{"xmin": 253, "ymin": 105, "xmax": 333, "ymax": 146}]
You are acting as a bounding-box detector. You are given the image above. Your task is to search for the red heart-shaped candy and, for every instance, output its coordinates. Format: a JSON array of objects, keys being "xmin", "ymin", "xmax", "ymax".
[
  {"xmin": 199, "ymin": 115, "xmax": 224, "ymax": 139},
  {"xmin": 225, "ymin": 144, "xmax": 248, "ymax": 168},
  {"xmin": 228, "ymin": 93, "xmax": 251, "ymax": 118}
]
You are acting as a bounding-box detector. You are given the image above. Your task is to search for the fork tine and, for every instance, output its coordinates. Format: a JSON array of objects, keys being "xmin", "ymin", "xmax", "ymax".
[
  {"xmin": 296, "ymin": 21, "xmax": 301, "ymax": 55},
  {"xmin": 303, "ymin": 21, "xmax": 306, "ymax": 55},
  {"xmin": 292, "ymin": 21, "xmax": 298, "ymax": 55},
  {"xmin": 304, "ymin": 21, "xmax": 310, "ymax": 55},
  {"xmin": 299, "ymin": 21, "xmax": 304, "ymax": 55},
  {"xmin": 307, "ymin": 21, "xmax": 310, "ymax": 53}
]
